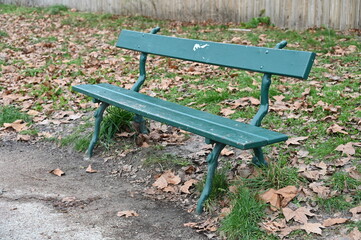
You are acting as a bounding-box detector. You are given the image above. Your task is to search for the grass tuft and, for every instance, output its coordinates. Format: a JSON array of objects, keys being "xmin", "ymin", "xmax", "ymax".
[
  {"xmin": 220, "ymin": 187, "xmax": 269, "ymax": 240},
  {"xmin": 143, "ymin": 153, "xmax": 190, "ymax": 169},
  {"xmin": 0, "ymin": 105, "xmax": 31, "ymax": 126}
]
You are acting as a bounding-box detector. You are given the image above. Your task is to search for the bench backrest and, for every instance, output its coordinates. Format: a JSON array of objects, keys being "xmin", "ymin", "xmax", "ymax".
[{"xmin": 116, "ymin": 29, "xmax": 316, "ymax": 79}]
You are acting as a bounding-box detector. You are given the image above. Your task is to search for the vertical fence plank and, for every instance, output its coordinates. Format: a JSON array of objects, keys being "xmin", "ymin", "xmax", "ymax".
[{"xmin": 0, "ymin": 0, "xmax": 359, "ymax": 30}]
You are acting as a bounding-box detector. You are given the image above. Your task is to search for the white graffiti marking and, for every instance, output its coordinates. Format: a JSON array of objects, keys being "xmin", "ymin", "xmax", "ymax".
[{"xmin": 193, "ymin": 43, "xmax": 209, "ymax": 51}]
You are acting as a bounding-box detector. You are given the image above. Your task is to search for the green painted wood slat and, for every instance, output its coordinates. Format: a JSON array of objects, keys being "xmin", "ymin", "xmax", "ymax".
[
  {"xmin": 72, "ymin": 83, "xmax": 288, "ymax": 150},
  {"xmin": 116, "ymin": 30, "xmax": 316, "ymax": 79}
]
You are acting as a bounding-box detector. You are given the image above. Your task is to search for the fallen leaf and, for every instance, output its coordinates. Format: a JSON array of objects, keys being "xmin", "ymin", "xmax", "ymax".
[
  {"xmin": 350, "ymin": 206, "xmax": 361, "ymax": 221},
  {"xmin": 221, "ymin": 148, "xmax": 234, "ymax": 156},
  {"xmin": 162, "ymin": 171, "xmax": 181, "ymax": 185},
  {"xmin": 184, "ymin": 218, "xmax": 218, "ymax": 232},
  {"xmin": 300, "ymin": 222, "xmax": 324, "ymax": 235},
  {"xmin": 3, "ymin": 119, "xmax": 28, "ymax": 132},
  {"xmin": 309, "ymin": 182, "xmax": 330, "ymax": 198},
  {"xmin": 219, "ymin": 207, "xmax": 231, "ymax": 219},
  {"xmin": 261, "ymin": 219, "xmax": 287, "ymax": 233},
  {"xmin": 163, "ymin": 185, "xmax": 177, "ymax": 193},
  {"xmin": 152, "ymin": 170, "xmax": 181, "ymax": 190},
  {"xmin": 282, "ymin": 207, "xmax": 315, "ymax": 224},
  {"xmin": 348, "ymin": 167, "xmax": 361, "ymax": 180},
  {"xmin": 349, "ymin": 227, "xmax": 361, "ymax": 240},
  {"xmin": 220, "ymin": 108, "xmax": 236, "ymax": 116},
  {"xmin": 259, "ymin": 188, "xmax": 281, "ymax": 210},
  {"xmin": 322, "ymin": 217, "xmax": 348, "ymax": 227},
  {"xmin": 327, "ymin": 124, "xmax": 348, "ymax": 135},
  {"xmin": 61, "ymin": 197, "xmax": 77, "ymax": 202},
  {"xmin": 279, "ymin": 225, "xmax": 299, "ymax": 238},
  {"xmin": 335, "ymin": 142, "xmax": 355, "ymax": 156},
  {"xmin": 276, "ymin": 186, "xmax": 298, "ymax": 207},
  {"xmin": 27, "ymin": 110, "xmax": 40, "ymax": 116},
  {"xmin": 286, "ymin": 137, "xmax": 308, "ymax": 145},
  {"xmin": 86, "ymin": 164, "xmax": 97, "ymax": 173},
  {"xmin": 152, "ymin": 175, "xmax": 168, "ymax": 189},
  {"xmin": 49, "ymin": 168, "xmax": 65, "ymax": 176},
  {"xmin": 180, "ymin": 179, "xmax": 198, "ymax": 194},
  {"xmin": 117, "ymin": 210, "xmax": 138, "ymax": 218},
  {"xmin": 16, "ymin": 134, "xmax": 31, "ymax": 141},
  {"xmin": 334, "ymin": 157, "xmax": 351, "ymax": 167},
  {"xmin": 301, "ymin": 170, "xmax": 320, "ymax": 181}
]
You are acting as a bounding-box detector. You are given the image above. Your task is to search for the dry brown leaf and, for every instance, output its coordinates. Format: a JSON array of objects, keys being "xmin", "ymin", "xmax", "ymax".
[
  {"xmin": 180, "ymin": 179, "xmax": 198, "ymax": 194},
  {"xmin": 282, "ymin": 207, "xmax": 315, "ymax": 224},
  {"xmin": 282, "ymin": 207, "xmax": 295, "ymax": 222},
  {"xmin": 335, "ymin": 142, "xmax": 355, "ymax": 156},
  {"xmin": 322, "ymin": 217, "xmax": 348, "ymax": 227},
  {"xmin": 3, "ymin": 119, "xmax": 28, "ymax": 132},
  {"xmin": 27, "ymin": 110, "xmax": 40, "ymax": 116},
  {"xmin": 163, "ymin": 185, "xmax": 177, "ymax": 193},
  {"xmin": 314, "ymin": 161, "xmax": 327, "ymax": 169},
  {"xmin": 309, "ymin": 182, "xmax": 330, "ymax": 198},
  {"xmin": 261, "ymin": 219, "xmax": 287, "ymax": 233},
  {"xmin": 61, "ymin": 197, "xmax": 77, "ymax": 203},
  {"xmin": 49, "ymin": 168, "xmax": 65, "ymax": 176},
  {"xmin": 300, "ymin": 222, "xmax": 324, "ymax": 235},
  {"xmin": 301, "ymin": 170, "xmax": 320, "ymax": 181},
  {"xmin": 162, "ymin": 171, "xmax": 181, "ymax": 185},
  {"xmin": 184, "ymin": 218, "xmax": 218, "ymax": 232},
  {"xmin": 16, "ymin": 134, "xmax": 31, "ymax": 141},
  {"xmin": 276, "ymin": 186, "xmax": 298, "ymax": 207},
  {"xmin": 117, "ymin": 210, "xmax": 139, "ymax": 218},
  {"xmin": 220, "ymin": 108, "xmax": 236, "ymax": 116},
  {"xmin": 279, "ymin": 225, "xmax": 299, "ymax": 238},
  {"xmin": 86, "ymin": 164, "xmax": 97, "ymax": 173},
  {"xmin": 219, "ymin": 207, "xmax": 231, "ymax": 219},
  {"xmin": 327, "ymin": 124, "xmax": 348, "ymax": 135},
  {"xmin": 349, "ymin": 227, "xmax": 361, "ymax": 240},
  {"xmin": 259, "ymin": 188, "xmax": 281, "ymax": 210},
  {"xmin": 221, "ymin": 148, "xmax": 234, "ymax": 156},
  {"xmin": 152, "ymin": 175, "xmax": 168, "ymax": 189},
  {"xmin": 350, "ymin": 206, "xmax": 361, "ymax": 221},
  {"xmin": 334, "ymin": 156, "xmax": 351, "ymax": 167},
  {"xmin": 286, "ymin": 136, "xmax": 308, "ymax": 145},
  {"xmin": 348, "ymin": 167, "xmax": 361, "ymax": 180},
  {"xmin": 152, "ymin": 170, "xmax": 181, "ymax": 190}
]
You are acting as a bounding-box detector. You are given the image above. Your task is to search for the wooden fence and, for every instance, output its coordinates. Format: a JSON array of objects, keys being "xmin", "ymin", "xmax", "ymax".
[{"xmin": 1, "ymin": 0, "xmax": 360, "ymax": 30}]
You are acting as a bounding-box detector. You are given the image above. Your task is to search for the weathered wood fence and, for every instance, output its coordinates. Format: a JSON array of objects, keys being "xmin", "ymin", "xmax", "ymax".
[{"xmin": 1, "ymin": 0, "xmax": 360, "ymax": 30}]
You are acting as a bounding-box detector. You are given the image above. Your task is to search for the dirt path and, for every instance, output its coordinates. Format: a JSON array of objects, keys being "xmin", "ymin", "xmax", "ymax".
[{"xmin": 0, "ymin": 140, "xmax": 207, "ymax": 240}]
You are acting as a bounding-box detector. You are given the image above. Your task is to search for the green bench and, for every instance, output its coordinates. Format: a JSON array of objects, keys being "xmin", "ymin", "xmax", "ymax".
[{"xmin": 72, "ymin": 27, "xmax": 315, "ymax": 214}]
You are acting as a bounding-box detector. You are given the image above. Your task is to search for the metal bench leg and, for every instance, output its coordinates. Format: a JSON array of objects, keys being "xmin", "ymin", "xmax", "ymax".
[
  {"xmin": 196, "ymin": 142, "xmax": 225, "ymax": 214},
  {"xmin": 133, "ymin": 114, "xmax": 148, "ymax": 134},
  {"xmin": 86, "ymin": 102, "xmax": 109, "ymax": 158},
  {"xmin": 252, "ymin": 147, "xmax": 268, "ymax": 167}
]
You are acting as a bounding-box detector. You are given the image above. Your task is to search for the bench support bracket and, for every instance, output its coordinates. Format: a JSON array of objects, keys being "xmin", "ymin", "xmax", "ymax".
[
  {"xmin": 252, "ymin": 147, "xmax": 268, "ymax": 166},
  {"xmin": 196, "ymin": 142, "xmax": 225, "ymax": 214},
  {"xmin": 86, "ymin": 101, "xmax": 109, "ymax": 158}
]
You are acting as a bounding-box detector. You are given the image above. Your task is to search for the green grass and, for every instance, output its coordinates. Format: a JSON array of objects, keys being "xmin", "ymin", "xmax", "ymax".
[
  {"xmin": 60, "ymin": 107, "xmax": 134, "ymax": 152},
  {"xmin": 196, "ymin": 168, "xmax": 229, "ymax": 212},
  {"xmin": 1, "ymin": 5, "xmax": 360, "ymax": 239},
  {"xmin": 328, "ymin": 172, "xmax": 360, "ymax": 191},
  {"xmin": 59, "ymin": 121, "xmax": 92, "ymax": 152},
  {"xmin": 100, "ymin": 107, "xmax": 134, "ymax": 143},
  {"xmin": 219, "ymin": 187, "xmax": 271, "ymax": 240},
  {"xmin": 241, "ymin": 159, "xmax": 303, "ymax": 190},
  {"xmin": 143, "ymin": 153, "xmax": 190, "ymax": 169},
  {"xmin": 0, "ymin": 105, "xmax": 31, "ymax": 126},
  {"xmin": 316, "ymin": 196, "xmax": 354, "ymax": 213}
]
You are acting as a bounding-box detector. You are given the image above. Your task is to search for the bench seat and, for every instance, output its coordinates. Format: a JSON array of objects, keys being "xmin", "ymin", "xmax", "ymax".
[{"xmin": 73, "ymin": 83, "xmax": 288, "ymax": 150}]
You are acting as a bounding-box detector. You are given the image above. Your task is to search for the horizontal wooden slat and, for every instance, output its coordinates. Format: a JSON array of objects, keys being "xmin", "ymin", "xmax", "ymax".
[
  {"xmin": 73, "ymin": 83, "xmax": 288, "ymax": 149},
  {"xmin": 116, "ymin": 30, "xmax": 316, "ymax": 79}
]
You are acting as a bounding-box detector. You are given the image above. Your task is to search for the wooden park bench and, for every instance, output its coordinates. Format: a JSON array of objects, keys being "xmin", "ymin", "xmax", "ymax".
[{"xmin": 72, "ymin": 27, "xmax": 315, "ymax": 214}]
